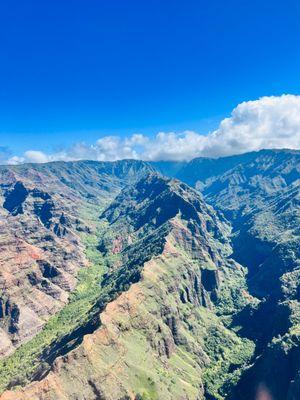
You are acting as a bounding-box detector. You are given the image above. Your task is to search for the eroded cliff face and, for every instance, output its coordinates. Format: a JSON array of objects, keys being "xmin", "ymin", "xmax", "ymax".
[
  {"xmin": 1, "ymin": 236, "xmax": 209, "ymax": 400},
  {"xmin": 1, "ymin": 175, "xmax": 254, "ymax": 400},
  {"xmin": 0, "ymin": 151, "xmax": 299, "ymax": 400},
  {"xmin": 170, "ymin": 149, "xmax": 300, "ymax": 400},
  {"xmin": 0, "ymin": 161, "xmax": 154, "ymax": 356},
  {"xmin": 0, "ymin": 182, "xmax": 87, "ymax": 357}
]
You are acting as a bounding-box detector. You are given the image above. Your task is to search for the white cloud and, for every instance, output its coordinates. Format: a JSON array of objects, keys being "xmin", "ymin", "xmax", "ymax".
[
  {"xmin": 5, "ymin": 94, "xmax": 300, "ymax": 164},
  {"xmin": 7, "ymin": 155, "xmax": 26, "ymax": 165},
  {"xmin": 203, "ymin": 94, "xmax": 300, "ymax": 157},
  {"xmin": 24, "ymin": 150, "xmax": 50, "ymax": 163}
]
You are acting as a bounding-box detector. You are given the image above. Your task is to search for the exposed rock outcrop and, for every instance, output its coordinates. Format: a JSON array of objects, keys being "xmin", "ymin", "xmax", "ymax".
[
  {"xmin": 0, "ymin": 173, "xmax": 254, "ymax": 399},
  {"xmin": 0, "ymin": 160, "xmax": 154, "ymax": 355},
  {"xmin": 0, "ymin": 152, "xmax": 299, "ymax": 400}
]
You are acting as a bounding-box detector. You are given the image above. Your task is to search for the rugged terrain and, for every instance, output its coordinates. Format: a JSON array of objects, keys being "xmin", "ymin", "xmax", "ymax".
[
  {"xmin": 0, "ymin": 160, "xmax": 154, "ymax": 356},
  {"xmin": 0, "ymin": 149, "xmax": 299, "ymax": 400},
  {"xmin": 173, "ymin": 150, "xmax": 300, "ymax": 399}
]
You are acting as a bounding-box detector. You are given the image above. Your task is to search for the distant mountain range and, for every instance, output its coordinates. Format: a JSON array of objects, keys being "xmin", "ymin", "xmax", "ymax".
[{"xmin": 0, "ymin": 149, "xmax": 299, "ymax": 400}]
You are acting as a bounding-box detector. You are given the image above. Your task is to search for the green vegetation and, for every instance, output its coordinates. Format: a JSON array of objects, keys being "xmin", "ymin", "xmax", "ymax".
[
  {"xmin": 0, "ymin": 199, "xmax": 170, "ymax": 394},
  {"xmin": 2, "ymin": 152, "xmax": 300, "ymax": 399},
  {"xmin": 202, "ymin": 325, "xmax": 255, "ymax": 399},
  {"xmin": 0, "ymin": 204, "xmax": 110, "ymax": 392},
  {"xmin": 216, "ymin": 262, "xmax": 256, "ymax": 317}
]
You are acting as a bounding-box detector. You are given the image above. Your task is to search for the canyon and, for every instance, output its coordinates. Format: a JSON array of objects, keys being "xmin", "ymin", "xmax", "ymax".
[{"xmin": 0, "ymin": 149, "xmax": 299, "ymax": 400}]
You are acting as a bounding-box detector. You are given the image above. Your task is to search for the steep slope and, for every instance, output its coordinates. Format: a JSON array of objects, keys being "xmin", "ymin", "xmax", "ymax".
[
  {"xmin": 1, "ymin": 175, "xmax": 255, "ymax": 400},
  {"xmin": 164, "ymin": 149, "xmax": 300, "ymax": 400},
  {"xmin": 174, "ymin": 151, "xmax": 261, "ymax": 188},
  {"xmin": 180, "ymin": 150, "xmax": 300, "ymax": 285},
  {"xmin": 1, "ymin": 150, "xmax": 299, "ymax": 400},
  {"xmin": 0, "ymin": 160, "xmax": 154, "ymax": 357}
]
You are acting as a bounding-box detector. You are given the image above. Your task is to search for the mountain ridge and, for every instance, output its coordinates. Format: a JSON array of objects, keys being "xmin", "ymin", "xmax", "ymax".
[
  {"xmin": 0, "ymin": 173, "xmax": 255, "ymax": 400},
  {"xmin": 0, "ymin": 149, "xmax": 299, "ymax": 399}
]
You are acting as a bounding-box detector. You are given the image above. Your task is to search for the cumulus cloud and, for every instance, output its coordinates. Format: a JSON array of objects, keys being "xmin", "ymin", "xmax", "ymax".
[
  {"xmin": 5, "ymin": 94, "xmax": 300, "ymax": 165},
  {"xmin": 203, "ymin": 94, "xmax": 300, "ymax": 157}
]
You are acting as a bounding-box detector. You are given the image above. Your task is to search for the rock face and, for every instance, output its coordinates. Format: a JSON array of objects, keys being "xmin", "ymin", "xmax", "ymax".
[
  {"xmin": 0, "ymin": 184, "xmax": 85, "ymax": 357},
  {"xmin": 0, "ymin": 150, "xmax": 299, "ymax": 400},
  {"xmin": 0, "ymin": 160, "xmax": 154, "ymax": 356},
  {"xmin": 165, "ymin": 149, "xmax": 300, "ymax": 400},
  {"xmin": 1, "ymin": 174, "xmax": 253, "ymax": 400}
]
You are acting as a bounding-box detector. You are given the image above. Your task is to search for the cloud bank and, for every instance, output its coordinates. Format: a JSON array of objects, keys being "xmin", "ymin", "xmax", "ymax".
[{"xmin": 6, "ymin": 94, "xmax": 300, "ymax": 165}]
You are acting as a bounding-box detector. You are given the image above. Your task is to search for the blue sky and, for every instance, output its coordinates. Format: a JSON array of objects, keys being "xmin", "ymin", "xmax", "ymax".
[{"xmin": 1, "ymin": 0, "xmax": 300, "ymax": 162}]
